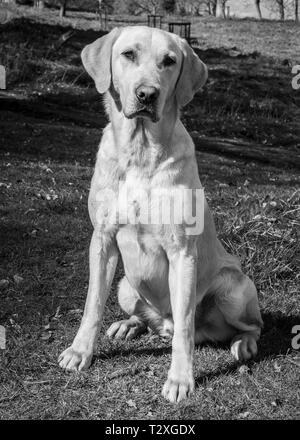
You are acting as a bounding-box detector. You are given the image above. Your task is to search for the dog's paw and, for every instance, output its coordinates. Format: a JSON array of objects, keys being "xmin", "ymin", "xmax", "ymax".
[
  {"xmin": 106, "ymin": 318, "xmax": 147, "ymax": 340},
  {"xmin": 230, "ymin": 333, "xmax": 258, "ymax": 362},
  {"xmin": 162, "ymin": 374, "xmax": 194, "ymax": 403},
  {"xmin": 58, "ymin": 346, "xmax": 93, "ymax": 372}
]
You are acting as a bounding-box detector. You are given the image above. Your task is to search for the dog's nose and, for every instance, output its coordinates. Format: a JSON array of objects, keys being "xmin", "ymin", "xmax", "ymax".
[{"xmin": 135, "ymin": 86, "xmax": 159, "ymax": 105}]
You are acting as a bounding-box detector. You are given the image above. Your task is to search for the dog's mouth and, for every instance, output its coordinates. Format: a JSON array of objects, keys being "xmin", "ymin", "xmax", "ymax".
[{"xmin": 126, "ymin": 106, "xmax": 159, "ymax": 123}]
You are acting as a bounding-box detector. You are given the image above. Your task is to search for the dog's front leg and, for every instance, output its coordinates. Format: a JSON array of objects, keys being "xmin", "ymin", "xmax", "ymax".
[
  {"xmin": 58, "ymin": 230, "xmax": 118, "ymax": 371},
  {"xmin": 162, "ymin": 246, "xmax": 197, "ymax": 403}
]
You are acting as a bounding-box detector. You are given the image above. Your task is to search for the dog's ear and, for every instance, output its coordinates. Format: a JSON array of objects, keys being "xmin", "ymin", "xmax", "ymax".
[
  {"xmin": 175, "ymin": 38, "xmax": 208, "ymax": 108},
  {"xmin": 81, "ymin": 27, "xmax": 121, "ymax": 94}
]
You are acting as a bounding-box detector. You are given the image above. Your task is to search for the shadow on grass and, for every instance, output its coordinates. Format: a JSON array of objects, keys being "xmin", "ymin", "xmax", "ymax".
[
  {"xmin": 91, "ymin": 310, "xmax": 299, "ymax": 388},
  {"xmin": 94, "ymin": 345, "xmax": 172, "ymax": 362},
  {"xmin": 258, "ymin": 311, "xmax": 300, "ymax": 359},
  {"xmin": 194, "ymin": 311, "xmax": 299, "ymax": 385}
]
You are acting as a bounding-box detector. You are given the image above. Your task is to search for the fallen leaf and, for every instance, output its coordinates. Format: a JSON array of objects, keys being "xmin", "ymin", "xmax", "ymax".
[
  {"xmin": 13, "ymin": 275, "xmax": 24, "ymax": 285},
  {"xmin": 238, "ymin": 411, "xmax": 250, "ymax": 419},
  {"xmin": 51, "ymin": 306, "xmax": 62, "ymax": 321},
  {"xmin": 238, "ymin": 365, "xmax": 250, "ymax": 375},
  {"xmin": 39, "ymin": 164, "xmax": 53, "ymax": 173},
  {"xmin": 40, "ymin": 332, "xmax": 54, "ymax": 342},
  {"xmin": 9, "ymin": 318, "xmax": 21, "ymax": 332},
  {"xmin": 274, "ymin": 361, "xmax": 281, "ymax": 373},
  {"xmin": 0, "ymin": 279, "xmax": 9, "ymax": 288},
  {"xmin": 68, "ymin": 309, "xmax": 83, "ymax": 315},
  {"xmin": 127, "ymin": 399, "xmax": 137, "ymax": 409}
]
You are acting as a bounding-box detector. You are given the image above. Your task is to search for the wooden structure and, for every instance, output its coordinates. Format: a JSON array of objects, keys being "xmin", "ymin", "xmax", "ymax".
[
  {"xmin": 168, "ymin": 21, "xmax": 191, "ymax": 44},
  {"xmin": 96, "ymin": 5, "xmax": 108, "ymax": 30},
  {"xmin": 147, "ymin": 15, "xmax": 163, "ymax": 28}
]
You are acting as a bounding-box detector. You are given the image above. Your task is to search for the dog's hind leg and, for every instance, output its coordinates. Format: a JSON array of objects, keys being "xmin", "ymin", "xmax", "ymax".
[
  {"xmin": 106, "ymin": 276, "xmax": 173, "ymax": 340},
  {"xmin": 106, "ymin": 277, "xmax": 147, "ymax": 340},
  {"xmin": 224, "ymin": 274, "xmax": 263, "ymax": 361},
  {"xmin": 195, "ymin": 266, "xmax": 263, "ymax": 361}
]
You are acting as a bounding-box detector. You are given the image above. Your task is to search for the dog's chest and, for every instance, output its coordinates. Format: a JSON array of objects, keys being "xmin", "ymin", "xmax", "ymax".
[
  {"xmin": 92, "ymin": 171, "xmax": 151, "ymax": 232},
  {"xmin": 116, "ymin": 173, "xmax": 169, "ymax": 281},
  {"xmin": 116, "ymin": 224, "xmax": 169, "ymax": 301},
  {"xmin": 116, "ymin": 173, "xmax": 168, "ymax": 240},
  {"xmin": 94, "ymin": 167, "xmax": 190, "ymax": 252}
]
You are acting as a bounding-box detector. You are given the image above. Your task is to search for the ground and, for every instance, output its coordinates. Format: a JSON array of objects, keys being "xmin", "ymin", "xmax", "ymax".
[{"xmin": 0, "ymin": 6, "xmax": 299, "ymax": 420}]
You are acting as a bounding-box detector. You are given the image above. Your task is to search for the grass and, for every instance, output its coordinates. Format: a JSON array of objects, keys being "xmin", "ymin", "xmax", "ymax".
[
  {"xmin": 0, "ymin": 7, "xmax": 299, "ymax": 420},
  {"xmin": 192, "ymin": 17, "xmax": 300, "ymax": 63}
]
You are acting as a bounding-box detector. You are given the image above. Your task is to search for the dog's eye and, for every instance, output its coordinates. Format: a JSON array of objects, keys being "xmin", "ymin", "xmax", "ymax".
[
  {"xmin": 163, "ymin": 56, "xmax": 176, "ymax": 67},
  {"xmin": 122, "ymin": 50, "xmax": 135, "ymax": 61}
]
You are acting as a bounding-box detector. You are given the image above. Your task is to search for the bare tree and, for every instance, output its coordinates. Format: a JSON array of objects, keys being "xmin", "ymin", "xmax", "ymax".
[
  {"xmin": 265, "ymin": 0, "xmax": 291, "ymax": 20},
  {"xmin": 205, "ymin": 0, "xmax": 212, "ymax": 14},
  {"xmin": 209, "ymin": 0, "xmax": 218, "ymax": 16},
  {"xmin": 163, "ymin": 0, "xmax": 176, "ymax": 14},
  {"xmin": 59, "ymin": 0, "xmax": 68, "ymax": 18},
  {"xmin": 190, "ymin": 0, "xmax": 208, "ymax": 15},
  {"xmin": 220, "ymin": 0, "xmax": 228, "ymax": 18},
  {"xmin": 254, "ymin": 0, "xmax": 263, "ymax": 19},
  {"xmin": 198, "ymin": 0, "xmax": 217, "ymax": 16},
  {"xmin": 295, "ymin": 0, "xmax": 299, "ymax": 21},
  {"xmin": 277, "ymin": 0, "xmax": 285, "ymax": 19},
  {"xmin": 183, "ymin": 0, "xmax": 213, "ymax": 15},
  {"xmin": 133, "ymin": 0, "xmax": 163, "ymax": 14}
]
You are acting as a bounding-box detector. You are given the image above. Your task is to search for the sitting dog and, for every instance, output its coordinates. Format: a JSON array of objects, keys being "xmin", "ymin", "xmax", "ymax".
[{"xmin": 58, "ymin": 26, "xmax": 263, "ymax": 403}]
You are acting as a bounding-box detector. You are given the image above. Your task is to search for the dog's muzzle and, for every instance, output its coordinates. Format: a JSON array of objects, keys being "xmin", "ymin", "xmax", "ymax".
[
  {"xmin": 124, "ymin": 85, "xmax": 160, "ymax": 122},
  {"xmin": 135, "ymin": 85, "xmax": 160, "ymax": 106}
]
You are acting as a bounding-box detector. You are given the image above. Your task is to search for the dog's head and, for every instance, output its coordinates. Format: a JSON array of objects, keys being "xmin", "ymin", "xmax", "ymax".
[{"xmin": 82, "ymin": 26, "xmax": 207, "ymax": 122}]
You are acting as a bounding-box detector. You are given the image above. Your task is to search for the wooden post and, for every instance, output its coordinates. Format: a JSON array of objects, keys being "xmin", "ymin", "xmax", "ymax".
[
  {"xmin": 147, "ymin": 15, "xmax": 163, "ymax": 28},
  {"xmin": 278, "ymin": 0, "xmax": 285, "ymax": 20},
  {"xmin": 220, "ymin": 0, "xmax": 226, "ymax": 18},
  {"xmin": 168, "ymin": 22, "xmax": 191, "ymax": 45},
  {"xmin": 255, "ymin": 0, "xmax": 263, "ymax": 20},
  {"xmin": 295, "ymin": 0, "xmax": 299, "ymax": 22}
]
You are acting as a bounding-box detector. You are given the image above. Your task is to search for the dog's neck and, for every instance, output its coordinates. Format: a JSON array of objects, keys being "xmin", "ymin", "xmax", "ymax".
[{"xmin": 104, "ymin": 91, "xmax": 179, "ymax": 176}]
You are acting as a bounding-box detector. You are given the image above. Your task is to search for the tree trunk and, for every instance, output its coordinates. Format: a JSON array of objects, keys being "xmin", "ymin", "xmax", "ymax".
[
  {"xmin": 207, "ymin": 1, "xmax": 211, "ymax": 15},
  {"xmin": 295, "ymin": 0, "xmax": 299, "ymax": 22},
  {"xmin": 278, "ymin": 0, "xmax": 285, "ymax": 20},
  {"xmin": 211, "ymin": 0, "xmax": 217, "ymax": 17},
  {"xmin": 221, "ymin": 1, "xmax": 226, "ymax": 18},
  {"xmin": 255, "ymin": 0, "xmax": 262, "ymax": 19},
  {"xmin": 280, "ymin": 4, "xmax": 285, "ymax": 20},
  {"xmin": 59, "ymin": 2, "xmax": 67, "ymax": 18}
]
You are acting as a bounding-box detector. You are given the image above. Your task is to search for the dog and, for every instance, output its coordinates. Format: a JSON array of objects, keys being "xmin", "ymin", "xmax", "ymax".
[{"xmin": 58, "ymin": 26, "xmax": 263, "ymax": 403}]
